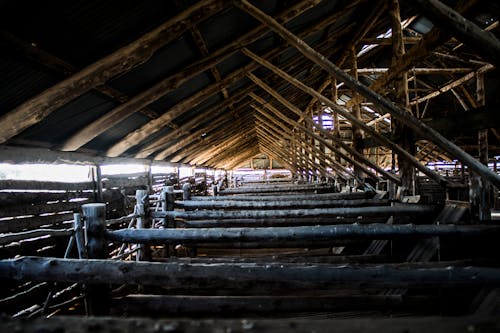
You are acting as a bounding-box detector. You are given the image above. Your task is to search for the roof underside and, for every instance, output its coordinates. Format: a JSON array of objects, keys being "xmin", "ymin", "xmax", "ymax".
[{"xmin": 0, "ymin": 0, "xmax": 499, "ymax": 170}]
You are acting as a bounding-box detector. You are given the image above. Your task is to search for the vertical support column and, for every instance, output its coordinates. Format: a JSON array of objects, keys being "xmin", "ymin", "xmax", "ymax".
[
  {"xmin": 135, "ymin": 189, "xmax": 151, "ymax": 261},
  {"xmin": 73, "ymin": 213, "xmax": 87, "ymax": 259},
  {"xmin": 389, "ymin": 0, "xmax": 415, "ymax": 196},
  {"xmin": 93, "ymin": 164, "xmax": 103, "ymax": 202},
  {"xmin": 350, "ymin": 46, "xmax": 365, "ymax": 184},
  {"xmin": 183, "ymin": 183, "xmax": 191, "ymax": 201},
  {"xmin": 161, "ymin": 186, "xmax": 175, "ymax": 257},
  {"xmin": 82, "ymin": 203, "xmax": 107, "ymax": 315},
  {"xmin": 471, "ymin": 72, "xmax": 491, "ymax": 221}
]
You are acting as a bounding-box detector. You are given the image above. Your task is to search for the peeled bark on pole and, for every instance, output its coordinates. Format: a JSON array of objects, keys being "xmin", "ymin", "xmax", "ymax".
[
  {"xmin": 151, "ymin": 204, "xmax": 436, "ymax": 220},
  {"xmin": 81, "ymin": 203, "xmax": 108, "ymax": 315},
  {"xmin": 2, "ymin": 257, "xmax": 500, "ymax": 289},
  {"xmin": 189, "ymin": 191, "xmax": 373, "ymax": 201},
  {"xmin": 176, "ymin": 199, "xmax": 389, "ymax": 210},
  {"xmin": 105, "ymin": 224, "xmax": 500, "ymax": 245}
]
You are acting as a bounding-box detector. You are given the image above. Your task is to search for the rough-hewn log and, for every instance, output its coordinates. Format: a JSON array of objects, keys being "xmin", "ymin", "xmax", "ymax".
[
  {"xmin": 178, "ymin": 217, "xmax": 386, "ymax": 228},
  {"xmin": 411, "ymin": 0, "xmax": 500, "ymax": 67},
  {"xmin": 111, "ymin": 294, "xmax": 432, "ymax": 315},
  {"xmin": 2, "ymin": 257, "xmax": 500, "ymax": 289},
  {"xmin": 219, "ymin": 184, "xmax": 336, "ymax": 194},
  {"xmin": 176, "ymin": 199, "xmax": 388, "ymax": 210},
  {"xmin": 105, "ymin": 224, "xmax": 499, "ymax": 245},
  {"xmin": 151, "ymin": 205, "xmax": 435, "ymax": 220},
  {"xmin": 243, "ymin": 49, "xmax": 450, "ymax": 187},
  {"xmin": 189, "ymin": 192, "xmax": 373, "ymax": 201},
  {"xmin": 0, "ymin": 0, "xmax": 227, "ymax": 144},
  {"xmin": 0, "ymin": 191, "xmax": 93, "ymax": 207},
  {"xmin": 247, "ymin": 76, "xmax": 393, "ymax": 183},
  {"xmin": 1, "ymin": 314, "xmax": 498, "ymax": 333},
  {"xmin": 235, "ymin": 0, "xmax": 500, "ymax": 189},
  {"xmin": 0, "ymin": 146, "xmax": 175, "ymax": 166},
  {"xmin": 82, "ymin": 204, "xmax": 107, "ymax": 259}
]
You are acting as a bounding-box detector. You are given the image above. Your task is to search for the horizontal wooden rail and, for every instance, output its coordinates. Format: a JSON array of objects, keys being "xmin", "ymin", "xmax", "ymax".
[
  {"xmin": 151, "ymin": 205, "xmax": 436, "ymax": 220},
  {"xmin": 105, "ymin": 224, "xmax": 500, "ymax": 244},
  {"xmin": 1, "ymin": 257, "xmax": 499, "ymax": 289}
]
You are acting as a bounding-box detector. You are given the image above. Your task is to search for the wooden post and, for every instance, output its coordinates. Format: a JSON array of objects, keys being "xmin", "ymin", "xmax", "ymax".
[
  {"xmin": 135, "ymin": 189, "xmax": 151, "ymax": 261},
  {"xmin": 389, "ymin": 0, "xmax": 415, "ymax": 196},
  {"xmin": 234, "ymin": 0, "xmax": 500, "ymax": 189},
  {"xmin": 471, "ymin": 72, "xmax": 491, "ymax": 221},
  {"xmin": 162, "ymin": 186, "xmax": 175, "ymax": 257},
  {"xmin": 350, "ymin": 47, "xmax": 365, "ymax": 182},
  {"xmin": 183, "ymin": 183, "xmax": 191, "ymax": 201},
  {"xmin": 73, "ymin": 213, "xmax": 87, "ymax": 259},
  {"xmin": 81, "ymin": 203, "xmax": 108, "ymax": 315}
]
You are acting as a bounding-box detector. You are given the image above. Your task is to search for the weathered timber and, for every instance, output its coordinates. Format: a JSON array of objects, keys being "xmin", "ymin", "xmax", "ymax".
[
  {"xmin": 135, "ymin": 190, "xmax": 151, "ymax": 261},
  {"xmin": 248, "ymin": 75, "xmax": 394, "ymax": 183},
  {"xmin": 81, "ymin": 204, "xmax": 106, "ymax": 259},
  {"xmin": 176, "ymin": 199, "xmax": 389, "ymax": 210},
  {"xmin": 235, "ymin": 0, "xmax": 500, "ymax": 189},
  {"xmin": 111, "ymin": 294, "xmax": 434, "ymax": 316},
  {"xmin": 187, "ymin": 240, "xmax": 363, "ymax": 249},
  {"xmin": 73, "ymin": 213, "xmax": 87, "ymax": 260},
  {"xmin": 411, "ymin": 0, "xmax": 500, "ymax": 67},
  {"xmin": 2, "ymin": 257, "xmax": 500, "ymax": 289},
  {"xmin": 189, "ymin": 191, "xmax": 373, "ymax": 201},
  {"xmin": 0, "ymin": 146, "xmax": 175, "ymax": 166},
  {"xmin": 178, "ymin": 217, "xmax": 387, "ymax": 228},
  {"xmin": 0, "ymin": 213, "xmax": 75, "ymax": 234},
  {"xmin": 0, "ymin": 0, "xmax": 227, "ymax": 145},
  {"xmin": 0, "ymin": 200, "xmax": 90, "ymax": 219},
  {"xmin": 1, "ymin": 314, "xmax": 498, "ymax": 333},
  {"xmin": 243, "ymin": 49, "xmax": 450, "ymax": 187},
  {"xmin": 0, "ymin": 191, "xmax": 93, "ymax": 207},
  {"xmin": 0, "ymin": 229, "xmax": 72, "ymax": 246},
  {"xmin": 81, "ymin": 203, "xmax": 108, "ymax": 315},
  {"xmin": 105, "ymin": 224, "xmax": 499, "ymax": 245},
  {"xmin": 152, "ymin": 205, "xmax": 435, "ymax": 220},
  {"xmin": 0, "ymin": 180, "xmax": 93, "ymax": 191},
  {"xmin": 62, "ymin": 0, "xmax": 323, "ymax": 152},
  {"xmin": 219, "ymin": 184, "xmax": 336, "ymax": 195}
]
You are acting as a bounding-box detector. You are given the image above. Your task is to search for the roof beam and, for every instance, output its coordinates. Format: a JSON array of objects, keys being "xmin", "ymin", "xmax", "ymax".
[
  {"xmin": 243, "ymin": 49, "xmax": 448, "ymax": 186},
  {"xmin": 410, "ymin": 0, "xmax": 500, "ymax": 67},
  {"xmin": 235, "ymin": 2, "xmax": 500, "ymax": 189},
  {"xmin": 0, "ymin": 0, "xmax": 227, "ymax": 144},
  {"xmin": 60, "ymin": 0, "xmax": 323, "ymax": 152}
]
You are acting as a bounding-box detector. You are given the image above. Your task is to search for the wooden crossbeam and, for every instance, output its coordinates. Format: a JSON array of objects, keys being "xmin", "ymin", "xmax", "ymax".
[
  {"xmin": 60, "ymin": 0, "xmax": 323, "ymax": 152},
  {"xmin": 235, "ymin": 1, "xmax": 500, "ymax": 189},
  {"xmin": 411, "ymin": 0, "xmax": 500, "ymax": 67},
  {"xmin": 0, "ymin": 0, "xmax": 227, "ymax": 145}
]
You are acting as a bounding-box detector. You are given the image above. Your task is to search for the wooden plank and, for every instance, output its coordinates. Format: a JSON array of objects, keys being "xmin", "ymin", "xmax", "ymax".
[
  {"xmin": 0, "ymin": 213, "xmax": 74, "ymax": 233},
  {"xmin": 2, "ymin": 257, "xmax": 500, "ymax": 289},
  {"xmin": 235, "ymin": 4, "xmax": 500, "ymax": 189},
  {"xmin": 0, "ymin": 0, "xmax": 227, "ymax": 144},
  {"xmin": 0, "ymin": 191, "xmax": 93, "ymax": 207},
  {"xmin": 0, "ymin": 229, "xmax": 72, "ymax": 246},
  {"xmin": 0, "ymin": 180, "xmax": 93, "ymax": 191},
  {"xmin": 0, "ymin": 200, "xmax": 89, "ymax": 218}
]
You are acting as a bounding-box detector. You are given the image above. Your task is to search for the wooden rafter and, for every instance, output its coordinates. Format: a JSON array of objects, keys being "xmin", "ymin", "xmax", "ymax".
[
  {"xmin": 0, "ymin": 0, "xmax": 227, "ymax": 144},
  {"xmin": 235, "ymin": 0, "xmax": 500, "ymax": 189}
]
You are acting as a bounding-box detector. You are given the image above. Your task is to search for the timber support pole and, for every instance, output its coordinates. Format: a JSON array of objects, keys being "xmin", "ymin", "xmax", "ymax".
[
  {"xmin": 135, "ymin": 190, "xmax": 152, "ymax": 261},
  {"xmin": 233, "ymin": 0, "xmax": 500, "ymax": 190},
  {"xmin": 81, "ymin": 203, "xmax": 108, "ymax": 315}
]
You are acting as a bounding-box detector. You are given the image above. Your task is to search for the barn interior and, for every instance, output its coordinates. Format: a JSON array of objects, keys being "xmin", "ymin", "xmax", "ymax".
[{"xmin": 1, "ymin": 0, "xmax": 500, "ymax": 331}]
